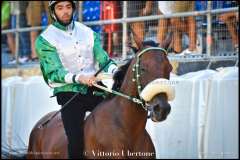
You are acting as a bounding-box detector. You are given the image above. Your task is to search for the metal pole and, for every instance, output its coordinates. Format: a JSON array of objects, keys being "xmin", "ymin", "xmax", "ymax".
[
  {"xmin": 200, "ymin": 2, "xmax": 212, "ymax": 157},
  {"xmin": 80, "ymin": 7, "xmax": 238, "ymax": 26},
  {"xmin": 206, "ymin": 1, "xmax": 212, "ymax": 56},
  {"xmin": 2, "ymin": 7, "xmax": 238, "ymax": 34},
  {"xmin": 78, "ymin": 1, "xmax": 82, "ymax": 22},
  {"xmin": 122, "ymin": 1, "xmax": 127, "ymax": 60},
  {"xmin": 15, "ymin": 1, "xmax": 20, "ymax": 67},
  {"xmin": 2, "ymin": 26, "xmax": 45, "ymax": 34}
]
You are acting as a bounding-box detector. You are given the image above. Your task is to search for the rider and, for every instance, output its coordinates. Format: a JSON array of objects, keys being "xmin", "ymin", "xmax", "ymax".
[{"xmin": 35, "ymin": 1, "xmax": 118, "ymax": 158}]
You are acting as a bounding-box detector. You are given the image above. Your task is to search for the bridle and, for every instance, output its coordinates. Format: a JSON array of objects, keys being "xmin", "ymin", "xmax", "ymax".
[
  {"xmin": 131, "ymin": 47, "xmax": 168, "ymax": 110},
  {"xmin": 94, "ymin": 47, "xmax": 168, "ymax": 111}
]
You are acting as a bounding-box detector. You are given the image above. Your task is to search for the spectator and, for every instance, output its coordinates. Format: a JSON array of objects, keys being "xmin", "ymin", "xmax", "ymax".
[
  {"xmin": 128, "ymin": 1, "xmax": 154, "ymax": 50},
  {"xmin": 101, "ymin": 1, "xmax": 122, "ymax": 57},
  {"xmin": 1, "ymin": 1, "xmax": 15, "ymax": 54},
  {"xmin": 2, "ymin": 1, "xmax": 10, "ymax": 29},
  {"xmin": 26, "ymin": 1, "xmax": 51, "ymax": 62},
  {"xmin": 157, "ymin": 1, "xmax": 197, "ymax": 54},
  {"xmin": 218, "ymin": 1, "xmax": 238, "ymax": 53},
  {"xmin": 1, "ymin": 1, "xmax": 14, "ymax": 65},
  {"xmin": 219, "ymin": 12, "xmax": 238, "ymax": 53},
  {"xmin": 8, "ymin": 1, "xmax": 31, "ymax": 64},
  {"xmin": 2, "ymin": 1, "xmax": 16, "ymax": 60}
]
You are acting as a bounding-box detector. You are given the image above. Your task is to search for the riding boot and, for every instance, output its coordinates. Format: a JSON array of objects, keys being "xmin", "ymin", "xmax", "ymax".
[
  {"xmin": 62, "ymin": 111, "xmax": 85, "ymax": 159},
  {"xmin": 67, "ymin": 135, "xmax": 84, "ymax": 159}
]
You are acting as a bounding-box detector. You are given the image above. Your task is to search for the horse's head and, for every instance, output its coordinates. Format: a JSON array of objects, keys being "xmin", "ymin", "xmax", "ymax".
[{"xmin": 128, "ymin": 27, "xmax": 174, "ymax": 122}]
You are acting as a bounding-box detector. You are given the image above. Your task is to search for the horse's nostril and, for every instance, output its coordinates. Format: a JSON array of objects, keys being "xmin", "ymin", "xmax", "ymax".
[{"xmin": 153, "ymin": 105, "xmax": 160, "ymax": 112}]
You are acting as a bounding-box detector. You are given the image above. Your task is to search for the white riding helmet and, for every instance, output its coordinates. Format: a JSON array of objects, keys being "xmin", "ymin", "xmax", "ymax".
[{"xmin": 48, "ymin": 1, "xmax": 76, "ymax": 22}]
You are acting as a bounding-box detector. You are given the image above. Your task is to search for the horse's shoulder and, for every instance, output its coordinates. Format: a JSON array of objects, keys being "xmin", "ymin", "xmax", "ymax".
[{"xmin": 85, "ymin": 98, "xmax": 117, "ymax": 127}]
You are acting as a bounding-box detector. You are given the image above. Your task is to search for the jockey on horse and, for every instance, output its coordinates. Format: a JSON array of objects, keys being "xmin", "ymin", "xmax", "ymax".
[{"xmin": 35, "ymin": 1, "xmax": 118, "ymax": 158}]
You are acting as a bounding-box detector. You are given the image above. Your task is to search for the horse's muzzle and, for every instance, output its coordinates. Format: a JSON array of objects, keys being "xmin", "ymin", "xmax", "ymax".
[
  {"xmin": 147, "ymin": 93, "xmax": 171, "ymax": 122},
  {"xmin": 150, "ymin": 103, "xmax": 171, "ymax": 122}
]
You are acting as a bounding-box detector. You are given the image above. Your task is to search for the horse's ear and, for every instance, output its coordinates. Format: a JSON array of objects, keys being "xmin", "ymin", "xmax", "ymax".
[
  {"xmin": 159, "ymin": 32, "xmax": 173, "ymax": 51},
  {"xmin": 130, "ymin": 23, "xmax": 143, "ymax": 51}
]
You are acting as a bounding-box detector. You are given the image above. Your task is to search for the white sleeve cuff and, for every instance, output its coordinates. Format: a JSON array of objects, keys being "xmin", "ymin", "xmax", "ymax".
[
  {"xmin": 64, "ymin": 73, "xmax": 74, "ymax": 83},
  {"xmin": 75, "ymin": 74, "xmax": 82, "ymax": 83},
  {"xmin": 108, "ymin": 64, "xmax": 118, "ymax": 74}
]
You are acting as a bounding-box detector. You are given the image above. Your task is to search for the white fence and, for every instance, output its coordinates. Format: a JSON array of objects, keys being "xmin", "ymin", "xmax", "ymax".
[
  {"xmin": 147, "ymin": 67, "xmax": 238, "ymax": 158},
  {"xmin": 1, "ymin": 76, "xmax": 60, "ymax": 152},
  {"xmin": 1, "ymin": 67, "xmax": 238, "ymax": 158}
]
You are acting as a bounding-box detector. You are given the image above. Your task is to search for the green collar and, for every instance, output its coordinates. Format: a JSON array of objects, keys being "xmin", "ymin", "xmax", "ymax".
[{"xmin": 52, "ymin": 21, "xmax": 75, "ymax": 31}]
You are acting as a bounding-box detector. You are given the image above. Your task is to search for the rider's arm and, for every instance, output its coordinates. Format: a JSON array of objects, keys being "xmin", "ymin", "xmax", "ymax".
[
  {"xmin": 35, "ymin": 36, "xmax": 77, "ymax": 85},
  {"xmin": 93, "ymin": 32, "xmax": 118, "ymax": 74}
]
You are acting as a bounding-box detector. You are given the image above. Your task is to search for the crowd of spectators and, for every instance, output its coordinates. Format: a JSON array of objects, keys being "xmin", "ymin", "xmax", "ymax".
[
  {"xmin": 1, "ymin": 1, "xmax": 238, "ymax": 66},
  {"xmin": 2, "ymin": 1, "xmax": 50, "ymax": 65}
]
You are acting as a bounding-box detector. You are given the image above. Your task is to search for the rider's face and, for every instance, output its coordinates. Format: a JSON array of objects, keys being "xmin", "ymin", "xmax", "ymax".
[{"xmin": 54, "ymin": 1, "xmax": 73, "ymax": 25}]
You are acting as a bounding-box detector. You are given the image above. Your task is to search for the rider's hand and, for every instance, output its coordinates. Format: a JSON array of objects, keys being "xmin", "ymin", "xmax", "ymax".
[{"xmin": 78, "ymin": 75, "xmax": 98, "ymax": 86}]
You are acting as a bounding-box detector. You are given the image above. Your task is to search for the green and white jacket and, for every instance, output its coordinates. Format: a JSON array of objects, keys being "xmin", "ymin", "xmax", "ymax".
[{"xmin": 35, "ymin": 21, "xmax": 117, "ymax": 96}]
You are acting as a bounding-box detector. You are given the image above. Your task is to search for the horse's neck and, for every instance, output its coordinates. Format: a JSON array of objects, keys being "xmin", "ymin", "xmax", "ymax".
[{"xmin": 114, "ymin": 68, "xmax": 148, "ymax": 134}]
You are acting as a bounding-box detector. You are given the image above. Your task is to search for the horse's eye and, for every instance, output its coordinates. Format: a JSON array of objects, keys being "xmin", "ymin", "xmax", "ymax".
[{"xmin": 140, "ymin": 68, "xmax": 146, "ymax": 72}]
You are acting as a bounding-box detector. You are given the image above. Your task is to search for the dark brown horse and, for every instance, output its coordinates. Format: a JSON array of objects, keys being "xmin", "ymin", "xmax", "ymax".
[{"xmin": 27, "ymin": 33, "xmax": 174, "ymax": 159}]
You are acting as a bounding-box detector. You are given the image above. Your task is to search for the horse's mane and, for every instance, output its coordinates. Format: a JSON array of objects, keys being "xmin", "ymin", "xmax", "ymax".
[
  {"xmin": 105, "ymin": 40, "xmax": 160, "ymax": 99},
  {"xmin": 104, "ymin": 59, "xmax": 132, "ymax": 99},
  {"xmin": 112, "ymin": 59, "xmax": 132, "ymax": 91}
]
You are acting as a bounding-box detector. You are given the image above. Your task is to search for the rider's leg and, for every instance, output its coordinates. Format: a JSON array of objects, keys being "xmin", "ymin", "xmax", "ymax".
[
  {"xmin": 56, "ymin": 89, "xmax": 104, "ymax": 159},
  {"xmin": 57, "ymin": 92, "xmax": 86, "ymax": 159}
]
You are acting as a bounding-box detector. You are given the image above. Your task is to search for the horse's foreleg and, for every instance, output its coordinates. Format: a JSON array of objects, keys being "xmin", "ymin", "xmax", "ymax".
[
  {"xmin": 143, "ymin": 131, "xmax": 156, "ymax": 159},
  {"xmin": 132, "ymin": 130, "xmax": 156, "ymax": 159}
]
